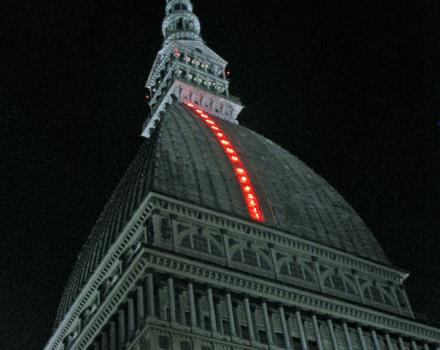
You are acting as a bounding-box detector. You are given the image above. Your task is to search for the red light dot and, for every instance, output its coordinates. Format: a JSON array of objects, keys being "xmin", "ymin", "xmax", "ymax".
[
  {"xmin": 236, "ymin": 168, "xmax": 245, "ymax": 175},
  {"xmin": 211, "ymin": 126, "xmax": 219, "ymax": 131},
  {"xmin": 221, "ymin": 140, "xmax": 230, "ymax": 146},
  {"xmin": 243, "ymin": 186, "xmax": 251, "ymax": 192},
  {"xmin": 201, "ymin": 113, "xmax": 209, "ymax": 119},
  {"xmin": 196, "ymin": 109, "xmax": 203, "ymax": 114},
  {"xmin": 240, "ymin": 176, "xmax": 248, "ymax": 183},
  {"xmin": 217, "ymin": 133, "xmax": 224, "ymax": 138},
  {"xmin": 186, "ymin": 103, "xmax": 194, "ymax": 107},
  {"xmin": 247, "ymin": 194, "xmax": 254, "ymax": 200},
  {"xmin": 226, "ymin": 148, "xmax": 235, "ymax": 154},
  {"xmin": 231, "ymin": 156, "xmax": 239, "ymax": 162},
  {"xmin": 206, "ymin": 120, "xmax": 215, "ymax": 125},
  {"xmin": 248, "ymin": 200, "xmax": 257, "ymax": 207}
]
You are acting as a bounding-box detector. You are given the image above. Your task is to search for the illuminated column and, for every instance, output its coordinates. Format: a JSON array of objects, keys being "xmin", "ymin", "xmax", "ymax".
[
  {"xmin": 136, "ymin": 285, "xmax": 145, "ymax": 325},
  {"xmin": 207, "ymin": 288, "xmax": 217, "ymax": 333},
  {"xmin": 127, "ymin": 298, "xmax": 135, "ymax": 338},
  {"xmin": 371, "ymin": 330, "xmax": 381, "ymax": 350},
  {"xmin": 398, "ymin": 337, "xmax": 406, "ymax": 350},
  {"xmin": 385, "ymin": 334, "xmax": 394, "ymax": 350},
  {"xmin": 109, "ymin": 322, "xmax": 116, "ymax": 350},
  {"xmin": 411, "ymin": 341, "xmax": 419, "ymax": 350},
  {"xmin": 357, "ymin": 326, "xmax": 368, "ymax": 350},
  {"xmin": 354, "ymin": 274, "xmax": 366, "ymax": 303},
  {"xmin": 118, "ymin": 309, "xmax": 126, "ymax": 349},
  {"xmin": 244, "ymin": 298, "xmax": 256, "ymax": 342},
  {"xmin": 327, "ymin": 319, "xmax": 340, "ymax": 350},
  {"xmin": 226, "ymin": 293, "xmax": 237, "ymax": 337},
  {"xmin": 279, "ymin": 306, "xmax": 292, "ymax": 350},
  {"xmin": 146, "ymin": 272, "xmax": 155, "ymax": 318},
  {"xmin": 168, "ymin": 277, "xmax": 177, "ymax": 323},
  {"xmin": 188, "ymin": 283, "xmax": 198, "ymax": 328},
  {"xmin": 342, "ymin": 322, "xmax": 354, "ymax": 350},
  {"xmin": 262, "ymin": 302, "xmax": 274, "ymax": 345},
  {"xmin": 295, "ymin": 311, "xmax": 309, "ymax": 350},
  {"xmin": 312, "ymin": 315, "xmax": 324, "ymax": 350}
]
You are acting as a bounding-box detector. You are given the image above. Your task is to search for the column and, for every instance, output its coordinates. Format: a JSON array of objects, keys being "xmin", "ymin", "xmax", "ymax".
[
  {"xmin": 262, "ymin": 302, "xmax": 274, "ymax": 346},
  {"xmin": 127, "ymin": 298, "xmax": 135, "ymax": 338},
  {"xmin": 357, "ymin": 326, "xmax": 368, "ymax": 350},
  {"xmin": 279, "ymin": 306, "xmax": 292, "ymax": 350},
  {"xmin": 354, "ymin": 274, "xmax": 366, "ymax": 303},
  {"xmin": 168, "ymin": 277, "xmax": 176, "ymax": 323},
  {"xmin": 312, "ymin": 315, "xmax": 324, "ymax": 350},
  {"xmin": 424, "ymin": 345, "xmax": 430, "ymax": 350},
  {"xmin": 269, "ymin": 243, "xmax": 280, "ymax": 280},
  {"xmin": 327, "ymin": 319, "xmax": 339, "ymax": 350},
  {"xmin": 207, "ymin": 288, "xmax": 218, "ymax": 333},
  {"xmin": 295, "ymin": 311, "xmax": 309, "ymax": 350},
  {"xmin": 371, "ymin": 330, "xmax": 381, "ymax": 350},
  {"xmin": 109, "ymin": 321, "xmax": 116, "ymax": 350},
  {"xmin": 188, "ymin": 283, "xmax": 198, "ymax": 328},
  {"xmin": 385, "ymin": 334, "xmax": 394, "ymax": 350},
  {"xmin": 215, "ymin": 299, "xmax": 224, "ymax": 334},
  {"xmin": 101, "ymin": 332, "xmax": 108, "ymax": 350},
  {"xmin": 226, "ymin": 293, "xmax": 237, "ymax": 337},
  {"xmin": 391, "ymin": 288, "xmax": 402, "ymax": 314},
  {"xmin": 342, "ymin": 322, "xmax": 354, "ymax": 350},
  {"xmin": 398, "ymin": 337, "xmax": 406, "ymax": 350},
  {"xmin": 244, "ymin": 298, "xmax": 256, "ymax": 342},
  {"xmin": 411, "ymin": 340, "xmax": 419, "ymax": 350},
  {"xmin": 146, "ymin": 272, "xmax": 155, "ymax": 318},
  {"xmin": 118, "ymin": 309, "xmax": 126, "ymax": 349},
  {"xmin": 136, "ymin": 285, "xmax": 145, "ymax": 325},
  {"xmin": 312, "ymin": 259, "xmax": 324, "ymax": 292}
]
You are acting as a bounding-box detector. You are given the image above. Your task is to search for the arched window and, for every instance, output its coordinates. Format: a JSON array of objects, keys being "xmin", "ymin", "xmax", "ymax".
[
  {"xmin": 180, "ymin": 228, "xmax": 224, "ymax": 257},
  {"xmin": 232, "ymin": 246, "xmax": 271, "ymax": 271},
  {"xmin": 279, "ymin": 259, "xmax": 316, "ymax": 282}
]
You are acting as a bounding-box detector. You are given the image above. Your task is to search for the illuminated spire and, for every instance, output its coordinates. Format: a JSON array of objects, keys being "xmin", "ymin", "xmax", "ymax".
[
  {"xmin": 142, "ymin": 0, "xmax": 243, "ymax": 138},
  {"xmin": 162, "ymin": 0, "xmax": 202, "ymax": 45}
]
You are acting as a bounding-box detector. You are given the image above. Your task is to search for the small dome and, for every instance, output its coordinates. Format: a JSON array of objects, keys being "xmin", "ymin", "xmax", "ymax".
[{"xmin": 54, "ymin": 103, "xmax": 388, "ymax": 325}]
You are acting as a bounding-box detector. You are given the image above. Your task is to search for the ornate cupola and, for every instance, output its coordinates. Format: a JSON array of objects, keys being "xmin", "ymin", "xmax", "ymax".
[{"xmin": 142, "ymin": 0, "xmax": 243, "ymax": 138}]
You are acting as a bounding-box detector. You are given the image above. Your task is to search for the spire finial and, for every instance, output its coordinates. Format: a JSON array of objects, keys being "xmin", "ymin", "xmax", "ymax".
[{"xmin": 162, "ymin": 0, "xmax": 202, "ymax": 45}]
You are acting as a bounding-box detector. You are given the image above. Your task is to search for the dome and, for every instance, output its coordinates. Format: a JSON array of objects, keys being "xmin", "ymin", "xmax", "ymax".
[{"xmin": 55, "ymin": 103, "xmax": 388, "ymax": 325}]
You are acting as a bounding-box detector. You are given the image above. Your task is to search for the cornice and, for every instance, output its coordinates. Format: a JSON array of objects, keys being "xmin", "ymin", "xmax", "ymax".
[
  {"xmin": 147, "ymin": 193, "xmax": 408, "ymax": 284},
  {"xmin": 143, "ymin": 247, "xmax": 440, "ymax": 344}
]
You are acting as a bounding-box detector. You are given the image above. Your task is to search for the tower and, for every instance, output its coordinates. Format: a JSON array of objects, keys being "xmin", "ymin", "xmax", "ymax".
[{"xmin": 45, "ymin": 1, "xmax": 440, "ymax": 350}]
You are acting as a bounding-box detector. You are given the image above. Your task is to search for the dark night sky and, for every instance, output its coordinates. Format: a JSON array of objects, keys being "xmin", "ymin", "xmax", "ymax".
[{"xmin": 1, "ymin": 0, "xmax": 439, "ymax": 348}]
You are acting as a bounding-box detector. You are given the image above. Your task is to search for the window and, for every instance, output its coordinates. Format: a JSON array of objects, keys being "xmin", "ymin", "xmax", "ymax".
[
  {"xmin": 184, "ymin": 311, "xmax": 191, "ymax": 326},
  {"xmin": 258, "ymin": 330, "xmax": 268, "ymax": 344},
  {"xmin": 222, "ymin": 320, "xmax": 230, "ymax": 335},
  {"xmin": 274, "ymin": 332, "xmax": 285, "ymax": 347},
  {"xmin": 180, "ymin": 229, "xmax": 224, "ymax": 257},
  {"xmin": 241, "ymin": 325, "xmax": 249, "ymax": 340},
  {"xmin": 159, "ymin": 336, "xmax": 170, "ymax": 349},
  {"xmin": 180, "ymin": 341, "xmax": 192, "ymax": 350},
  {"xmin": 232, "ymin": 247, "xmax": 271, "ymax": 271},
  {"xmin": 204, "ymin": 316, "xmax": 211, "ymax": 331}
]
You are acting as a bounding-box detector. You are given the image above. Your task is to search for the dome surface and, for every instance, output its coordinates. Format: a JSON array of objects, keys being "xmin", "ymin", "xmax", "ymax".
[{"xmin": 55, "ymin": 103, "xmax": 388, "ymax": 325}]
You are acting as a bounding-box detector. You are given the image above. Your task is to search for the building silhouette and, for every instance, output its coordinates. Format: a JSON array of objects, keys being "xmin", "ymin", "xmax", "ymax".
[{"xmin": 45, "ymin": 1, "xmax": 440, "ymax": 349}]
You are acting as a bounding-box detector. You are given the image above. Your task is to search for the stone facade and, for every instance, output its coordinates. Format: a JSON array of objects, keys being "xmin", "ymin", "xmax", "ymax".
[{"xmin": 45, "ymin": 1, "xmax": 440, "ymax": 349}]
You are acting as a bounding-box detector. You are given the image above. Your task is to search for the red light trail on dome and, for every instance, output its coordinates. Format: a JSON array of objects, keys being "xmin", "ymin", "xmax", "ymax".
[{"xmin": 184, "ymin": 102, "xmax": 265, "ymax": 222}]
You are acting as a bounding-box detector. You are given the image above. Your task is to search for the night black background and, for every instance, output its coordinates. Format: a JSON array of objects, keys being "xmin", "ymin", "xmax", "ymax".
[{"xmin": 1, "ymin": 0, "xmax": 439, "ymax": 348}]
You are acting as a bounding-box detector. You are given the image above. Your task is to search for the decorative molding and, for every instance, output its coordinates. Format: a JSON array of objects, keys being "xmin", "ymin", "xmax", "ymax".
[
  {"xmin": 143, "ymin": 247, "xmax": 440, "ymax": 344},
  {"xmin": 147, "ymin": 193, "xmax": 408, "ymax": 284},
  {"xmin": 43, "ymin": 196, "xmax": 155, "ymax": 350}
]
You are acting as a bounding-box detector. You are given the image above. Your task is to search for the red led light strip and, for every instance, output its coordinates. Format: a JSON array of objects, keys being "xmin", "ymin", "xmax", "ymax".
[{"xmin": 184, "ymin": 102, "xmax": 265, "ymax": 222}]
